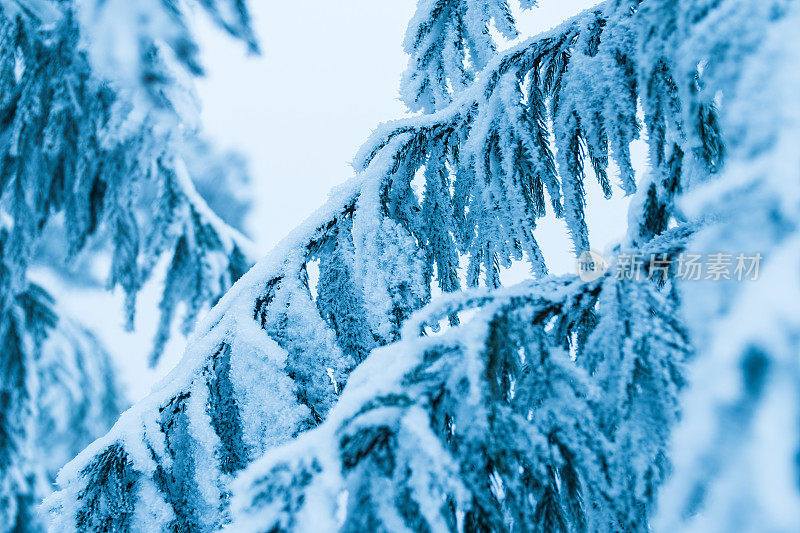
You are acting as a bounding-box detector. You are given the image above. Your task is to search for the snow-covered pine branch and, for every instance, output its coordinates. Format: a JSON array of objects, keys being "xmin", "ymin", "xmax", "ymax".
[
  {"xmin": 401, "ymin": 0, "xmax": 534, "ymax": 113},
  {"xmin": 360, "ymin": 0, "xmax": 721, "ymax": 278},
  {"xmin": 227, "ymin": 228, "xmax": 692, "ymax": 532},
  {"xmin": 45, "ymin": 164, "xmax": 408, "ymax": 532},
  {"xmin": 45, "ymin": 1, "xmax": 730, "ymax": 529},
  {"xmin": 35, "ymin": 299, "xmax": 125, "ymax": 483}
]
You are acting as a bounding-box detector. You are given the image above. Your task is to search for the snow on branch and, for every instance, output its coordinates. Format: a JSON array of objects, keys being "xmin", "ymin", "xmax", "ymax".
[
  {"xmin": 227, "ymin": 243, "xmax": 692, "ymax": 531},
  {"xmin": 401, "ymin": 0, "xmax": 536, "ymax": 112},
  {"xmin": 358, "ymin": 2, "xmax": 636, "ymax": 266},
  {"xmin": 47, "ymin": 176, "xmax": 367, "ymax": 531}
]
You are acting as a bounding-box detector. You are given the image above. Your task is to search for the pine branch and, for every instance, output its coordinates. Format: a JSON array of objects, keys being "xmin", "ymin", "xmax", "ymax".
[{"xmin": 228, "ymin": 232, "xmax": 692, "ymax": 531}]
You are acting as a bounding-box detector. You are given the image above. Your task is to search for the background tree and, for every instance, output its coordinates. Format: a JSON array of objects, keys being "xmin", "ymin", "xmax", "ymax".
[
  {"xmin": 654, "ymin": 0, "xmax": 800, "ymax": 530},
  {"xmin": 0, "ymin": 1, "xmax": 258, "ymax": 531}
]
